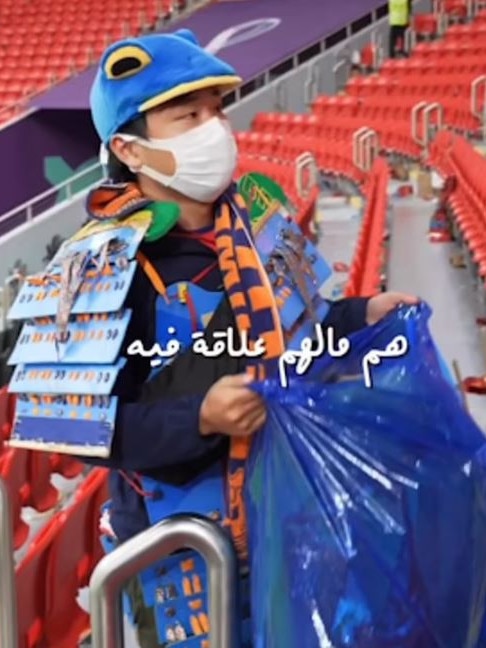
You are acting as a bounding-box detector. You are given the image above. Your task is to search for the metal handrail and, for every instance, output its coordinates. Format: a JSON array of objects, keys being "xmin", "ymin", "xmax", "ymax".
[
  {"xmin": 353, "ymin": 127, "xmax": 379, "ymax": 172},
  {"xmin": 411, "ymin": 101, "xmax": 443, "ymax": 156},
  {"xmin": 274, "ymin": 80, "xmax": 287, "ymax": 112},
  {"xmin": 304, "ymin": 70, "xmax": 318, "ymax": 108},
  {"xmin": 422, "ymin": 102, "xmax": 443, "ymax": 154},
  {"xmin": 364, "ymin": 130, "xmax": 379, "ymax": 171},
  {"xmin": 353, "ymin": 126, "xmax": 373, "ymax": 171},
  {"xmin": 0, "ymin": 161, "xmax": 102, "ymax": 227},
  {"xmin": 411, "ymin": 101, "xmax": 429, "ymax": 146},
  {"xmin": 471, "ymin": 75, "xmax": 486, "ymax": 120},
  {"xmin": 0, "ymin": 477, "xmax": 18, "ymax": 648},
  {"xmin": 332, "ymin": 44, "xmax": 351, "ymax": 93},
  {"xmin": 296, "ymin": 152, "xmax": 318, "ymax": 199},
  {"xmin": 89, "ymin": 514, "xmax": 239, "ymax": 648},
  {"xmin": 371, "ymin": 29, "xmax": 384, "ymax": 69}
]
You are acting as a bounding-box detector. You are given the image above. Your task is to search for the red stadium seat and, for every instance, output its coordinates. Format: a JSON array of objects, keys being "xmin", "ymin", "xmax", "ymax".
[
  {"xmin": 50, "ymin": 454, "xmax": 84, "ymax": 479},
  {"xmin": 28, "ymin": 453, "xmax": 60, "ymax": 513},
  {"xmin": 14, "ymin": 469, "xmax": 108, "ymax": 646},
  {"xmin": 344, "ymin": 157, "xmax": 389, "ymax": 297},
  {"xmin": 16, "ymin": 515, "xmax": 63, "ymax": 648},
  {"xmin": 0, "ymin": 0, "xmax": 179, "ymax": 124},
  {"xmin": 1, "ymin": 448, "xmax": 32, "ymax": 549},
  {"xmin": 42, "ymin": 468, "xmax": 109, "ymax": 647},
  {"xmin": 428, "ymin": 131, "xmax": 486, "ymax": 283}
]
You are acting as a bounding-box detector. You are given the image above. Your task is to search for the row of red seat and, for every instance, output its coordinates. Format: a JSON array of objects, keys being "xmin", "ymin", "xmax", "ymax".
[
  {"xmin": 429, "ymin": 131, "xmax": 486, "ymax": 281},
  {"xmin": 344, "ymin": 157, "xmax": 390, "ymax": 297},
  {"xmin": 16, "ymin": 467, "xmax": 108, "ymax": 648},
  {"xmin": 245, "ymin": 116, "xmax": 367, "ymax": 184},
  {"xmin": 1, "ymin": 446, "xmax": 85, "ymax": 549},
  {"xmin": 250, "ymin": 105, "xmax": 412, "ymax": 174},
  {"xmin": 414, "ymin": 0, "xmax": 484, "ymax": 29},
  {"xmin": 0, "ymin": 0, "xmax": 190, "ymax": 124},
  {"xmin": 345, "ymin": 75, "xmax": 480, "ymax": 133},
  {"xmin": 0, "ymin": 386, "xmax": 85, "ymax": 550},
  {"xmin": 0, "ymin": 384, "xmax": 109, "ymax": 645},
  {"xmin": 416, "ymin": 0, "xmax": 473, "ymax": 27},
  {"xmin": 307, "ymin": 20, "xmax": 486, "ymax": 160}
]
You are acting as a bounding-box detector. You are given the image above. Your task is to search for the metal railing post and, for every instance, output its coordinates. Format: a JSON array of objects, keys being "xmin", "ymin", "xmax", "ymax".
[
  {"xmin": 351, "ymin": 127, "xmax": 380, "ymax": 173},
  {"xmin": 471, "ymin": 76, "xmax": 486, "ymax": 142},
  {"xmin": 304, "ymin": 63, "xmax": 320, "ymax": 108},
  {"xmin": 295, "ymin": 153, "xmax": 318, "ymax": 199},
  {"xmin": 274, "ymin": 80, "xmax": 287, "ymax": 112},
  {"xmin": 422, "ymin": 102, "xmax": 443, "ymax": 157},
  {"xmin": 411, "ymin": 100, "xmax": 428, "ymax": 147},
  {"xmin": 0, "ymin": 477, "xmax": 18, "ymax": 648},
  {"xmin": 89, "ymin": 514, "xmax": 239, "ymax": 648},
  {"xmin": 332, "ymin": 46, "xmax": 350, "ymax": 94}
]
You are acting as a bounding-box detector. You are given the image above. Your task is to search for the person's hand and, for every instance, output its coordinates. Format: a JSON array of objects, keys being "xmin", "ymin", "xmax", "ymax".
[
  {"xmin": 366, "ymin": 291, "xmax": 419, "ymax": 325},
  {"xmin": 199, "ymin": 374, "xmax": 266, "ymax": 437}
]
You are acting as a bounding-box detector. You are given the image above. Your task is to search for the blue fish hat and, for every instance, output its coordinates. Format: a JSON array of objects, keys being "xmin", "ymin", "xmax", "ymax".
[{"xmin": 90, "ymin": 28, "xmax": 241, "ymax": 144}]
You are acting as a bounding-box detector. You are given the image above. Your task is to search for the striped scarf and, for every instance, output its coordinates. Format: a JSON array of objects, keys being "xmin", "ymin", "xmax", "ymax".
[
  {"xmin": 87, "ymin": 181, "xmax": 286, "ymax": 558},
  {"xmin": 215, "ymin": 186, "xmax": 285, "ymax": 558}
]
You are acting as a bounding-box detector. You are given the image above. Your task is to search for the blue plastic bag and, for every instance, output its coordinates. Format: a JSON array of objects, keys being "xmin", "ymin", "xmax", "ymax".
[{"xmin": 246, "ymin": 303, "xmax": 486, "ymax": 648}]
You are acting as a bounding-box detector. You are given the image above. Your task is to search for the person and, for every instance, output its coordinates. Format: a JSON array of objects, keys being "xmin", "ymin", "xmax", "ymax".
[
  {"xmin": 7, "ymin": 29, "xmax": 417, "ymax": 647},
  {"xmin": 389, "ymin": 0, "xmax": 412, "ymax": 58}
]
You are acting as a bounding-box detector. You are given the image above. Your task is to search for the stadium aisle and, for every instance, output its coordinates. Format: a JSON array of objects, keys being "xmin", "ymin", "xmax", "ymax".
[
  {"xmin": 387, "ymin": 195, "xmax": 486, "ymax": 431},
  {"xmin": 316, "ymin": 195, "xmax": 362, "ymax": 300}
]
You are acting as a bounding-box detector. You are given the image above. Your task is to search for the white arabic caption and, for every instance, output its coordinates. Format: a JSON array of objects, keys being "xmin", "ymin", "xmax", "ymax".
[
  {"xmin": 361, "ymin": 334, "xmax": 409, "ymax": 388},
  {"xmin": 278, "ymin": 325, "xmax": 350, "ymax": 388},
  {"xmin": 278, "ymin": 330, "xmax": 409, "ymax": 389},
  {"xmin": 126, "ymin": 327, "xmax": 266, "ymax": 367},
  {"xmin": 126, "ymin": 327, "xmax": 410, "ymax": 388}
]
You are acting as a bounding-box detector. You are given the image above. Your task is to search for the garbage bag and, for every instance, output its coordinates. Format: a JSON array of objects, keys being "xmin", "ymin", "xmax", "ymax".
[{"xmin": 246, "ymin": 303, "xmax": 486, "ymax": 648}]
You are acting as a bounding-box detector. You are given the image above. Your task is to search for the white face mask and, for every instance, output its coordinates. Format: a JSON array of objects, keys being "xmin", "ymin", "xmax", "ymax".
[{"xmin": 117, "ymin": 117, "xmax": 238, "ymax": 203}]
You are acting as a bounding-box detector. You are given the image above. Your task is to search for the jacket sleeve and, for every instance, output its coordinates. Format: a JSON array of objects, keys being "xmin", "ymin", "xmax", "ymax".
[
  {"xmin": 101, "ymin": 392, "xmax": 217, "ymax": 472},
  {"xmin": 322, "ymin": 297, "xmax": 370, "ymax": 338},
  {"xmin": 83, "ymin": 298, "xmax": 243, "ymax": 472}
]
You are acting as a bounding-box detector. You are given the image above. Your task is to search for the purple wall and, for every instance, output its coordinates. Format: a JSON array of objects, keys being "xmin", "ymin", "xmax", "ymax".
[{"xmin": 0, "ymin": 109, "xmax": 99, "ymax": 216}]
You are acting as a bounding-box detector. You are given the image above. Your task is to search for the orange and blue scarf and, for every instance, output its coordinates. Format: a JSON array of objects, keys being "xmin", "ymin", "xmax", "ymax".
[{"xmin": 214, "ymin": 186, "xmax": 285, "ymax": 558}]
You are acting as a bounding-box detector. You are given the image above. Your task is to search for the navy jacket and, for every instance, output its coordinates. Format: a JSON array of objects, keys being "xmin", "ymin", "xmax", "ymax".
[{"xmin": 85, "ymin": 226, "xmax": 370, "ymax": 541}]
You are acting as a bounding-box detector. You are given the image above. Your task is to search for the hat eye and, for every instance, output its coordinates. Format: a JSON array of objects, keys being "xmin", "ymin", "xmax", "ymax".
[{"xmin": 104, "ymin": 45, "xmax": 152, "ymax": 80}]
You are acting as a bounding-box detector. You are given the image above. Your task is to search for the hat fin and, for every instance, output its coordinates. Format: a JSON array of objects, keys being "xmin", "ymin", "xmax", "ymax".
[{"xmin": 174, "ymin": 29, "xmax": 200, "ymax": 46}]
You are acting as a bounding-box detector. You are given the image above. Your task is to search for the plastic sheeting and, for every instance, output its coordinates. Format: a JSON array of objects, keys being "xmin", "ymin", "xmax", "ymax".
[{"xmin": 246, "ymin": 303, "xmax": 486, "ymax": 648}]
